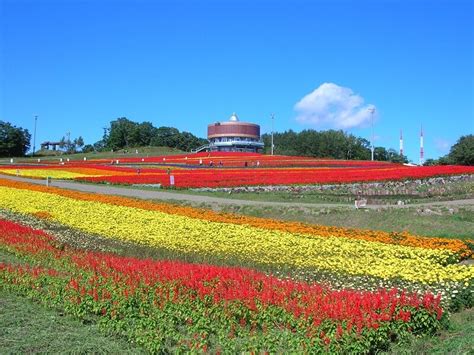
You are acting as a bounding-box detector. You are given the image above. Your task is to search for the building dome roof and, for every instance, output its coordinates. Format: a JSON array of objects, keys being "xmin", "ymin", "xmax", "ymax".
[{"xmin": 229, "ymin": 112, "xmax": 239, "ymax": 122}]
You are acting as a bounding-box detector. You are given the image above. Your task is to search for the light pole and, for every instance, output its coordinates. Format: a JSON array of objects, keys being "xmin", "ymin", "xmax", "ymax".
[
  {"xmin": 66, "ymin": 131, "xmax": 71, "ymax": 153},
  {"xmin": 368, "ymin": 108, "xmax": 375, "ymax": 161},
  {"xmin": 271, "ymin": 113, "xmax": 275, "ymax": 155},
  {"xmin": 33, "ymin": 115, "xmax": 38, "ymax": 156}
]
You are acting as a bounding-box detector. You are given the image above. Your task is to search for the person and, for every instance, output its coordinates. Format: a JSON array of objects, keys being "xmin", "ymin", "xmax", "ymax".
[
  {"xmin": 167, "ymin": 168, "xmax": 171, "ymax": 175},
  {"xmin": 137, "ymin": 168, "xmax": 141, "ymax": 175},
  {"xmin": 256, "ymin": 161, "xmax": 260, "ymax": 168},
  {"xmin": 209, "ymin": 161, "xmax": 214, "ymax": 167},
  {"xmin": 199, "ymin": 158, "xmax": 203, "ymax": 166},
  {"xmin": 244, "ymin": 161, "xmax": 248, "ymax": 168},
  {"xmin": 219, "ymin": 160, "xmax": 223, "ymax": 167}
]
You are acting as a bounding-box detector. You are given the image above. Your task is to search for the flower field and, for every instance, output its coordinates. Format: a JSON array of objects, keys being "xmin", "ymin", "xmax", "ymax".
[
  {"xmin": 2, "ymin": 152, "xmax": 474, "ymax": 188},
  {"xmin": 0, "ymin": 152, "xmax": 473, "ymax": 353},
  {"xmin": 0, "ymin": 176, "xmax": 473, "ymax": 351},
  {"xmin": 0, "ymin": 218, "xmax": 449, "ymax": 353}
]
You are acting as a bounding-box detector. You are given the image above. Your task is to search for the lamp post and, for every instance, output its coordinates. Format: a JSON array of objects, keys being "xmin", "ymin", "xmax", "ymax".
[
  {"xmin": 368, "ymin": 108, "xmax": 375, "ymax": 161},
  {"xmin": 271, "ymin": 113, "xmax": 275, "ymax": 155},
  {"xmin": 33, "ymin": 115, "xmax": 38, "ymax": 156}
]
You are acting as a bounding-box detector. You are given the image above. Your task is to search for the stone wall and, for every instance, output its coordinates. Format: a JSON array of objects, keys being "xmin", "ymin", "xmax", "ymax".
[{"xmin": 191, "ymin": 174, "xmax": 474, "ymax": 198}]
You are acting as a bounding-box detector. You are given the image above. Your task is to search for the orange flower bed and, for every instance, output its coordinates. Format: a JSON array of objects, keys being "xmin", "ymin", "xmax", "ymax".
[
  {"xmin": 32, "ymin": 211, "xmax": 54, "ymax": 220},
  {"xmin": 66, "ymin": 167, "xmax": 134, "ymax": 176},
  {"xmin": 0, "ymin": 178, "xmax": 471, "ymax": 258}
]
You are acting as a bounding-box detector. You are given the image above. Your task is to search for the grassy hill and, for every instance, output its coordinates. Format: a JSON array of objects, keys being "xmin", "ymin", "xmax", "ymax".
[{"xmin": 0, "ymin": 146, "xmax": 185, "ymax": 164}]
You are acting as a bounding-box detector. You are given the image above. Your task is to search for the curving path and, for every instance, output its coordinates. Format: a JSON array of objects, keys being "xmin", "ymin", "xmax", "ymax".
[{"xmin": 1, "ymin": 174, "xmax": 473, "ymax": 209}]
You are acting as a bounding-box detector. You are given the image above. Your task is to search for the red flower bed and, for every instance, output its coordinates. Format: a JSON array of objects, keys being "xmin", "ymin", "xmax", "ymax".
[
  {"xmin": 15, "ymin": 152, "xmax": 397, "ymax": 168},
  {"xmin": 77, "ymin": 165, "xmax": 474, "ymax": 188}
]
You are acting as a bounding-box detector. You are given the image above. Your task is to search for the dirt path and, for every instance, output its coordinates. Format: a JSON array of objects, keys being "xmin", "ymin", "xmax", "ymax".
[{"xmin": 1, "ymin": 174, "xmax": 473, "ymax": 209}]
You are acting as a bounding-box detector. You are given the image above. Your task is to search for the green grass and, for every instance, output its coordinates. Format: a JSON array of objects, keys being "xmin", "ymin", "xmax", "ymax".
[
  {"xmin": 0, "ymin": 249, "xmax": 23, "ymax": 265},
  {"xmin": 167, "ymin": 188, "xmax": 355, "ymax": 204},
  {"xmin": 386, "ymin": 308, "xmax": 474, "ymax": 354},
  {"xmin": 0, "ymin": 248, "xmax": 142, "ymax": 353},
  {"xmin": 0, "ymin": 289, "xmax": 143, "ymax": 354}
]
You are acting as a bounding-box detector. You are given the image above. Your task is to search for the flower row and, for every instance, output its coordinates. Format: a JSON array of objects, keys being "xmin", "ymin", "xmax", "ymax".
[
  {"xmin": 1, "ymin": 177, "xmax": 470, "ymax": 258},
  {"xmin": 0, "ymin": 181, "xmax": 472, "ymax": 285},
  {"xmin": 76, "ymin": 165, "xmax": 474, "ymax": 188},
  {"xmin": 0, "ymin": 218, "xmax": 445, "ymax": 353}
]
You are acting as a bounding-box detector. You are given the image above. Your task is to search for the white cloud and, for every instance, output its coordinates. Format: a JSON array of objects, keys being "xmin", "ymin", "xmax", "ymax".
[{"xmin": 294, "ymin": 82, "xmax": 376, "ymax": 129}]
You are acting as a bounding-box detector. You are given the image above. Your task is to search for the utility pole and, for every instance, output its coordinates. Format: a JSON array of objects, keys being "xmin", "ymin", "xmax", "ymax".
[
  {"xmin": 399, "ymin": 129, "xmax": 403, "ymax": 157},
  {"xmin": 271, "ymin": 113, "xmax": 275, "ymax": 156},
  {"xmin": 33, "ymin": 115, "xmax": 38, "ymax": 156},
  {"xmin": 368, "ymin": 108, "xmax": 375, "ymax": 161},
  {"xmin": 420, "ymin": 124, "xmax": 424, "ymax": 165},
  {"xmin": 66, "ymin": 131, "xmax": 71, "ymax": 153}
]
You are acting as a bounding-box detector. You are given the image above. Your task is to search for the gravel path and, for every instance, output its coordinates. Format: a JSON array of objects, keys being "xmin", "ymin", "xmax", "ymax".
[{"xmin": 1, "ymin": 174, "xmax": 473, "ymax": 209}]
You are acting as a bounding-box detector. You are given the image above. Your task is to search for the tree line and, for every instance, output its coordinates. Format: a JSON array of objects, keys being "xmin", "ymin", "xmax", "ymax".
[
  {"xmin": 89, "ymin": 117, "xmax": 208, "ymax": 153},
  {"xmin": 424, "ymin": 135, "xmax": 474, "ymax": 166},
  {"xmin": 0, "ymin": 121, "xmax": 31, "ymax": 157},
  {"xmin": 262, "ymin": 129, "xmax": 408, "ymax": 163}
]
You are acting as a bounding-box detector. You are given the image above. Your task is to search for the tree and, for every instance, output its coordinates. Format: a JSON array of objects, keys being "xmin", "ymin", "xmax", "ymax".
[
  {"xmin": 351, "ymin": 137, "xmax": 371, "ymax": 160},
  {"xmin": 76, "ymin": 136, "xmax": 84, "ymax": 148},
  {"xmin": 0, "ymin": 121, "xmax": 31, "ymax": 157},
  {"xmin": 373, "ymin": 147, "xmax": 389, "ymax": 161},
  {"xmin": 446, "ymin": 135, "xmax": 474, "ymax": 166},
  {"xmin": 387, "ymin": 148, "xmax": 408, "ymax": 163},
  {"xmin": 103, "ymin": 118, "xmax": 206, "ymax": 151},
  {"xmin": 261, "ymin": 129, "xmax": 371, "ymax": 159},
  {"xmin": 59, "ymin": 136, "xmax": 66, "ymax": 150},
  {"xmin": 137, "ymin": 122, "xmax": 156, "ymax": 146},
  {"xmin": 93, "ymin": 140, "xmax": 106, "ymax": 152},
  {"xmin": 65, "ymin": 137, "xmax": 75, "ymax": 153},
  {"xmin": 73, "ymin": 136, "xmax": 85, "ymax": 152},
  {"xmin": 423, "ymin": 158, "xmax": 437, "ymax": 166},
  {"xmin": 82, "ymin": 144, "xmax": 94, "ymax": 153},
  {"xmin": 106, "ymin": 118, "xmax": 139, "ymax": 149}
]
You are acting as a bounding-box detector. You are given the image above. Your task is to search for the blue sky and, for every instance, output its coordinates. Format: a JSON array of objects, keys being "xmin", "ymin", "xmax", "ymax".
[{"xmin": 1, "ymin": 0, "xmax": 473, "ymax": 162}]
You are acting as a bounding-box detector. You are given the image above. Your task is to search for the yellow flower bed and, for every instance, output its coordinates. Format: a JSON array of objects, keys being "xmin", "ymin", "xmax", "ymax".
[
  {"xmin": 0, "ymin": 169, "xmax": 88, "ymax": 179},
  {"xmin": 0, "ymin": 185, "xmax": 472, "ymax": 284},
  {"xmin": 0, "ymin": 168, "xmax": 133, "ymax": 179}
]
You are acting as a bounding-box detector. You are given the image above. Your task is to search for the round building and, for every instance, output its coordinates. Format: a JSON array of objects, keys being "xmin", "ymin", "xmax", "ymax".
[{"xmin": 207, "ymin": 113, "xmax": 264, "ymax": 153}]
